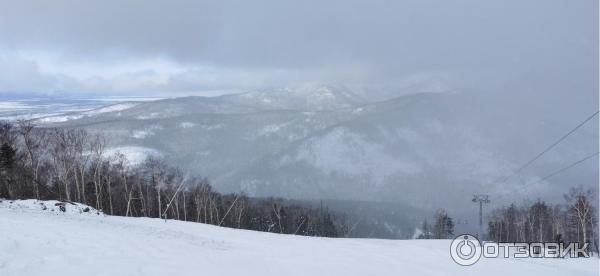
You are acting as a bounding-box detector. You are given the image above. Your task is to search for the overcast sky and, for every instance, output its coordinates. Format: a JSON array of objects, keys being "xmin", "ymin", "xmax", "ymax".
[{"xmin": 0, "ymin": 0, "xmax": 597, "ymax": 99}]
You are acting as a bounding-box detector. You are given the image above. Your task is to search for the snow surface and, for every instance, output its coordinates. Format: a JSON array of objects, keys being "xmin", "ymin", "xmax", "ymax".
[
  {"xmin": 83, "ymin": 102, "xmax": 138, "ymax": 116},
  {"xmin": 35, "ymin": 103, "xmax": 139, "ymax": 124},
  {"xmin": 179, "ymin": 121, "xmax": 196, "ymax": 128},
  {"xmin": 131, "ymin": 125, "xmax": 162, "ymax": 139},
  {"xmin": 0, "ymin": 200, "xmax": 597, "ymax": 276},
  {"xmin": 0, "ymin": 199, "xmax": 101, "ymax": 215},
  {"xmin": 294, "ymin": 127, "xmax": 421, "ymax": 187},
  {"xmin": 36, "ymin": 114, "xmax": 84, "ymax": 123},
  {"xmin": 0, "ymin": 101, "xmax": 30, "ymax": 110}
]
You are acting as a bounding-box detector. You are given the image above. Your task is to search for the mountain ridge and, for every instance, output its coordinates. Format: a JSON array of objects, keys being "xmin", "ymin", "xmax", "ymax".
[{"xmin": 39, "ymin": 87, "xmax": 598, "ymax": 214}]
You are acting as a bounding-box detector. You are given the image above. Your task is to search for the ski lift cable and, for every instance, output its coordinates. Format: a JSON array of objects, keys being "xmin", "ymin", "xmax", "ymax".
[
  {"xmin": 493, "ymin": 110, "xmax": 599, "ymax": 185},
  {"xmin": 525, "ymin": 151, "xmax": 599, "ymax": 186}
]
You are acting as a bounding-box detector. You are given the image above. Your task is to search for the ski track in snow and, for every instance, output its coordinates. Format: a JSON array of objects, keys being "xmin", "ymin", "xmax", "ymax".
[{"xmin": 0, "ymin": 200, "xmax": 597, "ymax": 276}]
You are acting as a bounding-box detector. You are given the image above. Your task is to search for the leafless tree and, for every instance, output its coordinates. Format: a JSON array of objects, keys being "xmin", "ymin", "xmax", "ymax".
[
  {"xmin": 90, "ymin": 134, "xmax": 106, "ymax": 209},
  {"xmin": 565, "ymin": 188, "xmax": 595, "ymax": 247},
  {"xmin": 48, "ymin": 128, "xmax": 78, "ymax": 201},
  {"xmin": 16, "ymin": 120, "xmax": 45, "ymax": 199}
]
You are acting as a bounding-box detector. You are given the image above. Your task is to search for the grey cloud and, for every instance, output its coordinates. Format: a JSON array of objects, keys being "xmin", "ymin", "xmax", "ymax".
[{"xmin": 0, "ymin": 0, "xmax": 597, "ymax": 98}]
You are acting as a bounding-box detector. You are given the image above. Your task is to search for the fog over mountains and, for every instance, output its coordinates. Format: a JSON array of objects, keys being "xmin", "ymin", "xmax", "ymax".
[
  {"xmin": 1, "ymin": 1, "xmax": 595, "ymax": 220},
  {"xmin": 34, "ymin": 85, "xmax": 597, "ymax": 216}
]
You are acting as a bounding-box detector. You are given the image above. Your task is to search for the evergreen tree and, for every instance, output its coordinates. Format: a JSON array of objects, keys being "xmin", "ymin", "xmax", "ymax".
[
  {"xmin": 433, "ymin": 209, "xmax": 454, "ymax": 239},
  {"xmin": 0, "ymin": 143, "xmax": 16, "ymax": 198}
]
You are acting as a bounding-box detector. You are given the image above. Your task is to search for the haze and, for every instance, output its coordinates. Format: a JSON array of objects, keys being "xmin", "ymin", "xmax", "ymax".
[{"xmin": 0, "ymin": 0, "xmax": 596, "ymax": 106}]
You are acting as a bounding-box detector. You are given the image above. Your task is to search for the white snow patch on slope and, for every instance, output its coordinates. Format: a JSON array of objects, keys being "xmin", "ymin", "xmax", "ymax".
[
  {"xmin": 83, "ymin": 102, "xmax": 138, "ymax": 116},
  {"xmin": 179, "ymin": 121, "xmax": 196, "ymax": 128},
  {"xmin": 36, "ymin": 114, "xmax": 84, "ymax": 123},
  {"xmin": 0, "ymin": 101, "xmax": 30, "ymax": 110},
  {"xmin": 200, "ymin": 123, "xmax": 226, "ymax": 130},
  {"xmin": 131, "ymin": 130, "xmax": 153, "ymax": 139},
  {"xmin": 34, "ymin": 103, "xmax": 138, "ymax": 124},
  {"xmin": 258, "ymin": 123, "xmax": 289, "ymax": 136},
  {"xmin": 0, "ymin": 203, "xmax": 596, "ymax": 276},
  {"xmin": 295, "ymin": 127, "xmax": 421, "ymax": 186},
  {"xmin": 0, "ymin": 199, "xmax": 101, "ymax": 215},
  {"xmin": 131, "ymin": 124, "xmax": 163, "ymax": 139},
  {"xmin": 136, "ymin": 112, "xmax": 161, "ymax": 119}
]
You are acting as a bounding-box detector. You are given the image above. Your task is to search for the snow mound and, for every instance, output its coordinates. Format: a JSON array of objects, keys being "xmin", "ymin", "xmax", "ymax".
[
  {"xmin": 0, "ymin": 201, "xmax": 596, "ymax": 276},
  {"xmin": 0, "ymin": 199, "xmax": 102, "ymax": 215}
]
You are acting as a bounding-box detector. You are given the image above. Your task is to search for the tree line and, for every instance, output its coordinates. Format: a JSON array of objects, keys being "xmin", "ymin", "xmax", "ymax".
[
  {"xmin": 487, "ymin": 188, "xmax": 598, "ymax": 253},
  {"xmin": 417, "ymin": 209, "xmax": 455, "ymax": 239},
  {"xmin": 0, "ymin": 120, "xmax": 343, "ymax": 237}
]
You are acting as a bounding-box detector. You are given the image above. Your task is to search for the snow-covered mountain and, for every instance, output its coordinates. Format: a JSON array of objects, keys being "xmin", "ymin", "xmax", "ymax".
[
  {"xmin": 64, "ymin": 85, "xmax": 364, "ymax": 121},
  {"xmin": 39, "ymin": 86, "xmax": 598, "ymax": 213},
  {"xmin": 1, "ymin": 200, "xmax": 596, "ymax": 276}
]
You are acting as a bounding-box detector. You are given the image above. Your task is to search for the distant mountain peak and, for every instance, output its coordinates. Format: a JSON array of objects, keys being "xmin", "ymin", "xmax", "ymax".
[{"xmin": 233, "ymin": 84, "xmax": 365, "ymax": 111}]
